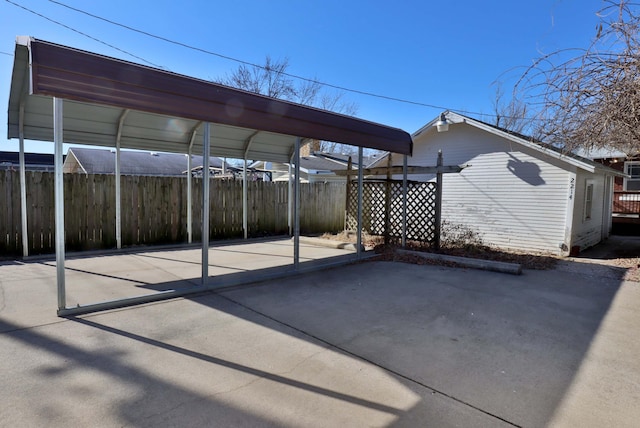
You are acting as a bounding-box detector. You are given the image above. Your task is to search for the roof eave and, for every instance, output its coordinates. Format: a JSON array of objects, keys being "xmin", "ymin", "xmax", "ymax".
[{"xmin": 417, "ymin": 111, "xmax": 626, "ymax": 175}]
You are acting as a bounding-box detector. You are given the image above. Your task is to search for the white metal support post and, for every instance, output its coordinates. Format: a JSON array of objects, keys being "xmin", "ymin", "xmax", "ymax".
[
  {"xmin": 243, "ymin": 159, "xmax": 248, "ymax": 239},
  {"xmin": 402, "ymin": 154, "xmax": 408, "ymax": 247},
  {"xmin": 293, "ymin": 137, "xmax": 301, "ymax": 268},
  {"xmin": 241, "ymin": 131, "xmax": 258, "ymax": 240},
  {"xmin": 187, "ymin": 150, "xmax": 192, "ymax": 243},
  {"xmin": 288, "ymin": 162, "xmax": 293, "ymax": 236},
  {"xmin": 357, "ymin": 147, "xmax": 363, "ymax": 257},
  {"xmin": 201, "ymin": 123, "xmax": 210, "ymax": 285},
  {"xmin": 54, "ymin": 97, "xmax": 66, "ymax": 311},
  {"xmin": 186, "ymin": 123, "xmax": 200, "ymax": 244},
  {"xmin": 114, "ymin": 109, "xmax": 129, "ymax": 249},
  {"xmin": 115, "ymin": 142, "xmax": 121, "ymax": 248},
  {"xmin": 18, "ymin": 103, "xmax": 28, "ymax": 257}
]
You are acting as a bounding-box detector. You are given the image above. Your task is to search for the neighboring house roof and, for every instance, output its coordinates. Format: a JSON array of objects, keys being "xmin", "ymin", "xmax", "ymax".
[
  {"xmin": 574, "ymin": 146, "xmax": 638, "ymax": 160},
  {"xmin": 409, "ymin": 111, "xmax": 624, "ymax": 176},
  {"xmin": 251, "ymin": 151, "xmax": 379, "ymax": 173},
  {"xmin": 298, "ymin": 154, "xmax": 349, "ymax": 172},
  {"xmin": 0, "ymin": 151, "xmax": 56, "ymax": 170},
  {"xmin": 65, "ymin": 147, "xmax": 228, "ymax": 176},
  {"xmin": 315, "ymin": 152, "xmax": 383, "ymax": 168}
]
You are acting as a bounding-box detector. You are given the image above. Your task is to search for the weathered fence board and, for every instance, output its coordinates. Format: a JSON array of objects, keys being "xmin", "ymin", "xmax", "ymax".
[{"xmin": 1, "ymin": 171, "xmax": 345, "ymax": 256}]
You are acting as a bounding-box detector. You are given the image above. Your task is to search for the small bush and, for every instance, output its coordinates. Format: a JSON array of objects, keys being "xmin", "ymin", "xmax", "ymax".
[{"xmin": 440, "ymin": 220, "xmax": 485, "ymax": 250}]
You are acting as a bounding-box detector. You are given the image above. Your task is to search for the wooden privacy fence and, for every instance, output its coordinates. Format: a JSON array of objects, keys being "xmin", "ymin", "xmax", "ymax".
[
  {"xmin": 345, "ymin": 180, "xmax": 438, "ymax": 243},
  {"xmin": 0, "ymin": 171, "xmax": 345, "ymax": 256}
]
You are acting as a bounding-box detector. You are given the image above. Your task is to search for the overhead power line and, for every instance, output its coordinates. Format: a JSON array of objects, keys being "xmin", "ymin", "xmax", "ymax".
[
  {"xmin": 42, "ymin": 0, "xmax": 465, "ymax": 113},
  {"xmin": 5, "ymin": 0, "xmax": 537, "ymax": 122},
  {"xmin": 4, "ymin": 0, "xmax": 162, "ymax": 67}
]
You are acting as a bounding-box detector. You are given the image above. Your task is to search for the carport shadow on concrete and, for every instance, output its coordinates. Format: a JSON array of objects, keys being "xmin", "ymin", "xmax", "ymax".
[
  {"xmin": 0, "ymin": 317, "xmax": 283, "ymax": 426},
  {"xmin": 0, "ymin": 314, "xmax": 409, "ymax": 426},
  {"xmin": 1, "ymin": 252, "xmax": 633, "ymax": 426}
]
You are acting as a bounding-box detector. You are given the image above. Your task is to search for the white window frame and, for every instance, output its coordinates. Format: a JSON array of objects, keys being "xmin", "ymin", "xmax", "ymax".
[
  {"xmin": 583, "ymin": 179, "xmax": 594, "ymax": 222},
  {"xmin": 623, "ymin": 161, "xmax": 640, "ymax": 191}
]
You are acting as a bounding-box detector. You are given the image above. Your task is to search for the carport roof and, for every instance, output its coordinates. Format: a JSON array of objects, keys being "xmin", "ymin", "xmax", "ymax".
[{"xmin": 7, "ymin": 37, "xmax": 413, "ymax": 162}]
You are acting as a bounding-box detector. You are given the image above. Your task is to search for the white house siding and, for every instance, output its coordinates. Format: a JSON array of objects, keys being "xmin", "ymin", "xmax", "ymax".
[
  {"xmin": 393, "ymin": 124, "xmax": 575, "ymax": 254},
  {"xmin": 570, "ymin": 169, "xmax": 605, "ymax": 250}
]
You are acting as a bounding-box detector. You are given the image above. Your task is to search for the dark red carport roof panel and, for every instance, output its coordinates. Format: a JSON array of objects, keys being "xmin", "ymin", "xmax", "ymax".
[{"xmin": 28, "ymin": 39, "xmax": 412, "ymax": 155}]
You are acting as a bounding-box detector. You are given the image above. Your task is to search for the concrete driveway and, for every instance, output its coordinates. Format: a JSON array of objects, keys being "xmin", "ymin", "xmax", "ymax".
[{"xmin": 0, "ymin": 245, "xmax": 638, "ymax": 427}]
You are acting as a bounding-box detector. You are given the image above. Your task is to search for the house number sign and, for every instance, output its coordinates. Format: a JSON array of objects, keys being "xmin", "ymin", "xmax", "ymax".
[{"xmin": 569, "ymin": 177, "xmax": 575, "ymax": 200}]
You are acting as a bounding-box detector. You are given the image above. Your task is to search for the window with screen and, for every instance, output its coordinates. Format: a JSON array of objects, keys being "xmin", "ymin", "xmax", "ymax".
[{"xmin": 584, "ymin": 180, "xmax": 594, "ymax": 221}]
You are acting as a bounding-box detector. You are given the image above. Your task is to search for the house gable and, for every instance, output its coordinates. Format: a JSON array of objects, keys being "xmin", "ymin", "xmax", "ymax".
[
  {"xmin": 414, "ymin": 112, "xmax": 623, "ymax": 176},
  {"xmin": 405, "ymin": 122, "xmax": 574, "ymax": 254}
]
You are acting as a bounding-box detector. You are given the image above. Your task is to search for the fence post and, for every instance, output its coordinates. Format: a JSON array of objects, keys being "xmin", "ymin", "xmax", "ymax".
[{"xmin": 435, "ymin": 150, "xmax": 443, "ymax": 250}]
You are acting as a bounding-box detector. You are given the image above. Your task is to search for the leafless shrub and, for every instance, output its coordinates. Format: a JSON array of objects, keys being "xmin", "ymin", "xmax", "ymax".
[
  {"xmin": 440, "ymin": 220, "xmax": 485, "ymax": 250},
  {"xmin": 217, "ymin": 56, "xmax": 358, "ymax": 154}
]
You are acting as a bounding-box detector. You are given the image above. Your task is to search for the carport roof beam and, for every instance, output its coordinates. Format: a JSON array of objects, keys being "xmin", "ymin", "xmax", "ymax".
[{"xmin": 8, "ymin": 37, "xmax": 413, "ymax": 159}]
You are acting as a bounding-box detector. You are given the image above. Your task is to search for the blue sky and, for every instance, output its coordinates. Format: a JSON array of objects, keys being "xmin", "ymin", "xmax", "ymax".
[{"xmin": 0, "ymin": 0, "xmax": 606, "ymax": 154}]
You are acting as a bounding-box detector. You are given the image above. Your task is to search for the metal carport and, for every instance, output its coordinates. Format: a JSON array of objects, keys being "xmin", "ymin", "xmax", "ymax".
[{"xmin": 7, "ymin": 36, "xmax": 413, "ymax": 316}]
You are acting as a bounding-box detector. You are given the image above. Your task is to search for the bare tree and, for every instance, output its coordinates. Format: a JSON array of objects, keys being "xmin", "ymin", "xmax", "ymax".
[
  {"xmin": 491, "ymin": 83, "xmax": 533, "ymax": 135},
  {"xmin": 516, "ymin": 0, "xmax": 640, "ymax": 155},
  {"xmin": 217, "ymin": 56, "xmax": 359, "ymax": 153},
  {"xmin": 219, "ymin": 56, "xmax": 297, "ymax": 100}
]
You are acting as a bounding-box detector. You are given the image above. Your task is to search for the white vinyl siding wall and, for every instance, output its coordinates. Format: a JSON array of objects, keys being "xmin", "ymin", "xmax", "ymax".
[{"xmin": 397, "ymin": 124, "xmax": 574, "ymax": 254}]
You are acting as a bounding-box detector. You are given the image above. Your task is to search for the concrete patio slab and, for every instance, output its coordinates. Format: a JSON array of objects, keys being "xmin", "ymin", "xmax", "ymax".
[{"xmin": 1, "ymin": 240, "xmax": 638, "ymax": 427}]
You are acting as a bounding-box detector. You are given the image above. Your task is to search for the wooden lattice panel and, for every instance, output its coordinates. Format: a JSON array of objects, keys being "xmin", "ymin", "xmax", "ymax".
[{"xmin": 346, "ymin": 180, "xmax": 437, "ymax": 243}]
